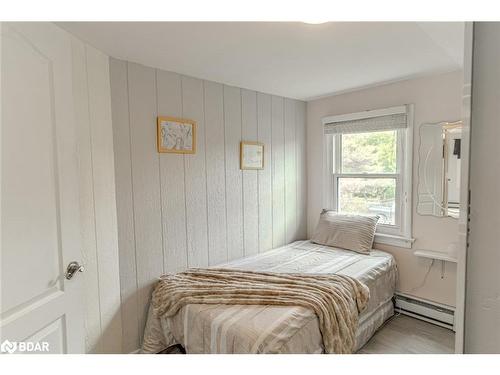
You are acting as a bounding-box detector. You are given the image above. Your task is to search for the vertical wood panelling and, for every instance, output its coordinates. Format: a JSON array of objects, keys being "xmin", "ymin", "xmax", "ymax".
[
  {"xmin": 110, "ymin": 60, "xmax": 307, "ymax": 352},
  {"xmin": 75, "ymin": 42, "xmax": 123, "ymax": 353},
  {"xmin": 109, "ymin": 57, "xmax": 140, "ymax": 353},
  {"xmin": 271, "ymin": 96, "xmax": 285, "ymax": 248},
  {"xmin": 223, "ymin": 85, "xmax": 244, "ymax": 260},
  {"xmin": 296, "ymin": 101, "xmax": 308, "ymax": 239},
  {"xmin": 127, "ymin": 62, "xmax": 164, "ymax": 337},
  {"xmin": 72, "ymin": 39, "xmax": 101, "ymax": 354},
  {"xmin": 85, "ymin": 46, "xmax": 122, "ymax": 354},
  {"xmin": 156, "ymin": 70, "xmax": 188, "ymax": 273},
  {"xmin": 182, "ymin": 76, "xmax": 209, "ymax": 267},
  {"xmin": 204, "ymin": 81, "xmax": 228, "ymax": 264},
  {"xmin": 284, "ymin": 98, "xmax": 297, "ymax": 243},
  {"xmin": 241, "ymin": 89, "xmax": 259, "ymax": 256},
  {"xmin": 257, "ymin": 93, "xmax": 273, "ymax": 252}
]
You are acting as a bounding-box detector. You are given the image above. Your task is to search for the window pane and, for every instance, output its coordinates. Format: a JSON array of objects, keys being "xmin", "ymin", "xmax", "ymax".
[
  {"xmin": 338, "ymin": 178, "xmax": 396, "ymax": 225},
  {"xmin": 341, "ymin": 130, "xmax": 397, "ymax": 173}
]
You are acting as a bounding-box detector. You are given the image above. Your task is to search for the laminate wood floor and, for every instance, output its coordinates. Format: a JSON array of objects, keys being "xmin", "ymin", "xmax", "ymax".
[{"xmin": 358, "ymin": 314, "xmax": 455, "ymax": 354}]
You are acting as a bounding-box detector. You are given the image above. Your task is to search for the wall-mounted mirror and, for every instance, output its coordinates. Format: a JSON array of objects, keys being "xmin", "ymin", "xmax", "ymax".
[{"xmin": 417, "ymin": 121, "xmax": 463, "ymax": 218}]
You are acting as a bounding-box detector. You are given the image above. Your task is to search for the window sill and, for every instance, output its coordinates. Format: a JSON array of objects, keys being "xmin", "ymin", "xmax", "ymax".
[{"xmin": 374, "ymin": 233, "xmax": 415, "ymax": 249}]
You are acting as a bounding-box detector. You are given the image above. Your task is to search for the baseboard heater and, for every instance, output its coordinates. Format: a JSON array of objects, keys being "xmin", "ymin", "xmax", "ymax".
[{"xmin": 394, "ymin": 293, "xmax": 455, "ymax": 331}]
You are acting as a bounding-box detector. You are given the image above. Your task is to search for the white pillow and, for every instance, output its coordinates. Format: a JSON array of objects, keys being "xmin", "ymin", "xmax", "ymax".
[{"xmin": 311, "ymin": 211, "xmax": 379, "ymax": 254}]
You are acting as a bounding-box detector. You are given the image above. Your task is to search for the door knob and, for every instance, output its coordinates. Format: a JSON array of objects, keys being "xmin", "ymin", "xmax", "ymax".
[{"xmin": 65, "ymin": 261, "xmax": 84, "ymax": 280}]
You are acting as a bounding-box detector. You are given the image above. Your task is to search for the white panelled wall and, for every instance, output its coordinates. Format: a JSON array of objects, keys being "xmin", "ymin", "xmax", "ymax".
[
  {"xmin": 72, "ymin": 40, "xmax": 122, "ymax": 353},
  {"xmin": 109, "ymin": 58, "xmax": 307, "ymax": 353}
]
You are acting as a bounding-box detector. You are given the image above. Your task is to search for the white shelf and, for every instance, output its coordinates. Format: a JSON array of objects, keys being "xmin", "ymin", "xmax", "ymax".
[{"xmin": 413, "ymin": 249, "xmax": 457, "ymax": 263}]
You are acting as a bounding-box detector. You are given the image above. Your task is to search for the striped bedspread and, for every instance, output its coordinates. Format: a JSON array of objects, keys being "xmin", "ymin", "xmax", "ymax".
[
  {"xmin": 142, "ymin": 240, "xmax": 397, "ymax": 354},
  {"xmin": 150, "ymin": 268, "xmax": 369, "ymax": 353}
]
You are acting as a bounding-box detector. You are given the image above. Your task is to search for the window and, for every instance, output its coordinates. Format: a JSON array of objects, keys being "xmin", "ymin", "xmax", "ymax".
[{"xmin": 323, "ymin": 106, "xmax": 414, "ymax": 248}]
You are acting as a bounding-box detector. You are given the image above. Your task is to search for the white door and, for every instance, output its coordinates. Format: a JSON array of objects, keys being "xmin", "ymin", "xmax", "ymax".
[{"xmin": 1, "ymin": 22, "xmax": 85, "ymax": 354}]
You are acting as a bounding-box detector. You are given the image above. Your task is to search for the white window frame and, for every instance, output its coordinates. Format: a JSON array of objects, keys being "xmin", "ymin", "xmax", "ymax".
[{"xmin": 322, "ymin": 105, "xmax": 415, "ymax": 248}]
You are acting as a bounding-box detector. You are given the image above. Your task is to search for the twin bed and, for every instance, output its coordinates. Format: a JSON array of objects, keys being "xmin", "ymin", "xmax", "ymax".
[{"xmin": 142, "ymin": 240, "xmax": 397, "ymax": 354}]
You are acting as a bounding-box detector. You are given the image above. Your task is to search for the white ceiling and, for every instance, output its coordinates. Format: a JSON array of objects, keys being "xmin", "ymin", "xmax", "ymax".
[{"xmin": 59, "ymin": 22, "xmax": 464, "ymax": 100}]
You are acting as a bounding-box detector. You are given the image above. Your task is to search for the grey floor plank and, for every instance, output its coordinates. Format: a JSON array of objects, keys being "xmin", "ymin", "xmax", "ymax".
[{"xmin": 358, "ymin": 314, "xmax": 455, "ymax": 354}]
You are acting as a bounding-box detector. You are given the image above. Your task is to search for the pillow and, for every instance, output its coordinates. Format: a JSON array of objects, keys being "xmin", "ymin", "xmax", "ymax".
[{"xmin": 311, "ymin": 211, "xmax": 379, "ymax": 254}]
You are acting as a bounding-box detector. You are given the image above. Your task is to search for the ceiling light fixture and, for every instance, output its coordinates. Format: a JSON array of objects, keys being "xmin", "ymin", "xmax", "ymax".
[{"xmin": 302, "ymin": 20, "xmax": 329, "ymax": 25}]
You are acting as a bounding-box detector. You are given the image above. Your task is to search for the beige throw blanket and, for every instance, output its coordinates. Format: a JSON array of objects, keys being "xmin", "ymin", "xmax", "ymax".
[{"xmin": 151, "ymin": 268, "xmax": 370, "ymax": 353}]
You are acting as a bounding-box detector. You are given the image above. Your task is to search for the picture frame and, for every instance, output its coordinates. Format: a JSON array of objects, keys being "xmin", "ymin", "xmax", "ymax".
[
  {"xmin": 157, "ymin": 116, "xmax": 196, "ymax": 154},
  {"xmin": 240, "ymin": 141, "xmax": 264, "ymax": 170}
]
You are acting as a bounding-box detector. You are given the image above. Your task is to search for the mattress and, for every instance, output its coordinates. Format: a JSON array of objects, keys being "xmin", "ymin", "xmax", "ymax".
[{"xmin": 142, "ymin": 240, "xmax": 397, "ymax": 354}]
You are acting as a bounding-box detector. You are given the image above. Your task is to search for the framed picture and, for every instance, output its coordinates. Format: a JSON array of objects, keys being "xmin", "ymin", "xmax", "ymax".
[
  {"xmin": 240, "ymin": 141, "xmax": 264, "ymax": 170},
  {"xmin": 157, "ymin": 116, "xmax": 196, "ymax": 154}
]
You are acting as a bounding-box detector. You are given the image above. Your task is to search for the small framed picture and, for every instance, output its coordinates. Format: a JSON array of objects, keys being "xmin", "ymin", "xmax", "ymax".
[
  {"xmin": 157, "ymin": 116, "xmax": 196, "ymax": 154},
  {"xmin": 240, "ymin": 141, "xmax": 264, "ymax": 170}
]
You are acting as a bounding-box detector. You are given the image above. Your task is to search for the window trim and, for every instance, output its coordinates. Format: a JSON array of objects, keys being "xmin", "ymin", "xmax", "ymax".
[{"xmin": 322, "ymin": 105, "xmax": 414, "ymax": 248}]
